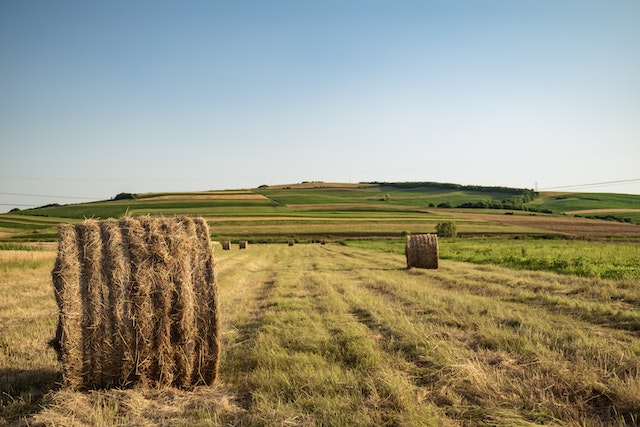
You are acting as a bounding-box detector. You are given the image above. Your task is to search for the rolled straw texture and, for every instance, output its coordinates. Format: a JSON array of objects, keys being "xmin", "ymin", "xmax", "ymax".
[
  {"xmin": 405, "ymin": 234, "xmax": 439, "ymax": 269},
  {"xmin": 50, "ymin": 216, "xmax": 219, "ymax": 390}
]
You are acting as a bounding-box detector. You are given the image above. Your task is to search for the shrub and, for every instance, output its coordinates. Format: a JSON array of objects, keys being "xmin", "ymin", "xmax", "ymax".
[{"xmin": 436, "ymin": 221, "xmax": 457, "ymax": 238}]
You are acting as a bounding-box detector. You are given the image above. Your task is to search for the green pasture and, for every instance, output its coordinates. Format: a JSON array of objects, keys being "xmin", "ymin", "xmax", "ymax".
[
  {"xmin": 256, "ymin": 183, "xmax": 531, "ymax": 208},
  {"xmin": 344, "ymin": 237, "xmax": 640, "ymax": 279},
  {"xmin": 530, "ymin": 192, "xmax": 640, "ymax": 213}
]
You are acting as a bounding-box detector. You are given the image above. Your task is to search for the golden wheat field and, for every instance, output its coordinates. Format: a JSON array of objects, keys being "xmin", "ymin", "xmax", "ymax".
[{"xmin": 1, "ymin": 243, "xmax": 640, "ymax": 426}]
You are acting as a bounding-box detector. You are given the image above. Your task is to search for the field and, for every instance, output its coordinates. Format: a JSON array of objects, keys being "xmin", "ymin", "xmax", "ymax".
[
  {"xmin": 2, "ymin": 241, "xmax": 640, "ymax": 426},
  {"xmin": 2, "ymin": 183, "xmax": 640, "ymax": 244},
  {"xmin": 1, "ymin": 182, "xmax": 640, "ymax": 425}
]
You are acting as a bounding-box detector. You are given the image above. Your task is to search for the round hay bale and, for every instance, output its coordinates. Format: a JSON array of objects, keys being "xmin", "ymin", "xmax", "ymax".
[
  {"xmin": 405, "ymin": 234, "xmax": 439, "ymax": 269},
  {"xmin": 51, "ymin": 216, "xmax": 219, "ymax": 390},
  {"xmin": 288, "ymin": 240, "xmax": 294, "ymax": 246},
  {"xmin": 221, "ymin": 240, "xmax": 231, "ymax": 250},
  {"xmin": 238, "ymin": 240, "xmax": 248, "ymax": 249}
]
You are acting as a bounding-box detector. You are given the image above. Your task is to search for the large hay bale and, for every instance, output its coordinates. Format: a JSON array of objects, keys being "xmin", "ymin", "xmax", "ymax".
[
  {"xmin": 51, "ymin": 216, "xmax": 219, "ymax": 390},
  {"xmin": 405, "ymin": 234, "xmax": 439, "ymax": 269},
  {"xmin": 221, "ymin": 240, "xmax": 230, "ymax": 250},
  {"xmin": 238, "ymin": 240, "xmax": 248, "ymax": 249}
]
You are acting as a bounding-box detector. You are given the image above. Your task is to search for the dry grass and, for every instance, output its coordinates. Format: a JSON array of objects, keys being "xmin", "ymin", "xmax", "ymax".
[
  {"xmin": 3, "ymin": 243, "xmax": 640, "ymax": 426},
  {"xmin": 31, "ymin": 386, "xmax": 243, "ymax": 426},
  {"xmin": 0, "ymin": 250, "xmax": 57, "ymax": 271}
]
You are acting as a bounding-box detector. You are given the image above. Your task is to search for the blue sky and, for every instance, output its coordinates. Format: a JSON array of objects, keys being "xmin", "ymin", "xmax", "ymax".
[{"xmin": 1, "ymin": 0, "xmax": 639, "ymax": 211}]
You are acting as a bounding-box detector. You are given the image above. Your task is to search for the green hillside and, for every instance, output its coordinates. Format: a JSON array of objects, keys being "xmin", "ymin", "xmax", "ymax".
[
  {"xmin": 531, "ymin": 192, "xmax": 640, "ymax": 211},
  {"xmin": 1, "ymin": 182, "xmax": 639, "ymax": 242}
]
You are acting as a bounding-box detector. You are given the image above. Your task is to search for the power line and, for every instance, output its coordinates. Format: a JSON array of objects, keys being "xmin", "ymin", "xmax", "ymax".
[
  {"xmin": 539, "ymin": 178, "xmax": 640, "ymax": 191},
  {"xmin": 0, "ymin": 203, "xmax": 38, "ymax": 207},
  {"xmin": 0, "ymin": 192, "xmax": 97, "ymax": 200}
]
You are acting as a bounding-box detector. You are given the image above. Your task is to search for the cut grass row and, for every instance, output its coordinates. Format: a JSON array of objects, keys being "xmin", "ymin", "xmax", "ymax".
[{"xmin": 3, "ymin": 244, "xmax": 639, "ymax": 426}]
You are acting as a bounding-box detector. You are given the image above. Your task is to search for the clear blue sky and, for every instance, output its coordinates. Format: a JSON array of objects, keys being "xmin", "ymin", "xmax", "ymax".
[{"xmin": 1, "ymin": 0, "xmax": 639, "ymax": 212}]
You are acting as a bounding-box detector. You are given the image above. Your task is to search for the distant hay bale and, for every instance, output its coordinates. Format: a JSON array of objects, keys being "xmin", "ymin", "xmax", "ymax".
[
  {"xmin": 51, "ymin": 216, "xmax": 219, "ymax": 390},
  {"xmin": 405, "ymin": 234, "xmax": 439, "ymax": 269},
  {"xmin": 221, "ymin": 240, "xmax": 230, "ymax": 250},
  {"xmin": 288, "ymin": 240, "xmax": 294, "ymax": 246},
  {"xmin": 320, "ymin": 240, "xmax": 326, "ymax": 245},
  {"xmin": 238, "ymin": 240, "xmax": 248, "ymax": 249}
]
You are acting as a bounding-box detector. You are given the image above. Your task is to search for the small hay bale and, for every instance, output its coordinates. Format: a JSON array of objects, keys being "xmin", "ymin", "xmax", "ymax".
[
  {"xmin": 405, "ymin": 234, "xmax": 439, "ymax": 269},
  {"xmin": 320, "ymin": 240, "xmax": 326, "ymax": 245},
  {"xmin": 288, "ymin": 240, "xmax": 294, "ymax": 246},
  {"xmin": 221, "ymin": 241, "xmax": 230, "ymax": 250},
  {"xmin": 51, "ymin": 216, "xmax": 219, "ymax": 390},
  {"xmin": 238, "ymin": 240, "xmax": 248, "ymax": 249}
]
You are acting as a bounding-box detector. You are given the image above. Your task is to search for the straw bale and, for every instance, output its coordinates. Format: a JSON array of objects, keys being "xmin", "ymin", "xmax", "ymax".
[
  {"xmin": 405, "ymin": 234, "xmax": 439, "ymax": 269},
  {"xmin": 221, "ymin": 240, "xmax": 230, "ymax": 250},
  {"xmin": 238, "ymin": 240, "xmax": 248, "ymax": 249},
  {"xmin": 170, "ymin": 217, "xmax": 196, "ymax": 388},
  {"xmin": 191, "ymin": 218, "xmax": 220, "ymax": 385},
  {"xmin": 51, "ymin": 224, "xmax": 83, "ymax": 390},
  {"xmin": 100, "ymin": 220, "xmax": 130, "ymax": 385},
  {"xmin": 50, "ymin": 216, "xmax": 219, "ymax": 390},
  {"xmin": 288, "ymin": 240, "xmax": 294, "ymax": 246}
]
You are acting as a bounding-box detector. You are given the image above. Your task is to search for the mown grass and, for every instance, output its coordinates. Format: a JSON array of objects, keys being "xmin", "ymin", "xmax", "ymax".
[
  {"xmin": 4, "ymin": 243, "xmax": 640, "ymax": 426},
  {"xmin": 0, "ymin": 250, "xmax": 59, "ymax": 424},
  {"xmin": 0, "ymin": 249, "xmax": 57, "ymax": 272}
]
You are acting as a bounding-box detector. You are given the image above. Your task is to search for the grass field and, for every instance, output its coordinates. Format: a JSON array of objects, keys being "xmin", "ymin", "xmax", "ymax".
[
  {"xmin": 345, "ymin": 237, "xmax": 640, "ymax": 279},
  {"xmin": 2, "ymin": 243, "xmax": 640, "ymax": 426},
  {"xmin": 1, "ymin": 182, "xmax": 639, "ymax": 424}
]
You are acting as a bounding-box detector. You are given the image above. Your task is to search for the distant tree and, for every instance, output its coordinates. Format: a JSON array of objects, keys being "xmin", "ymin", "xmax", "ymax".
[
  {"xmin": 114, "ymin": 192, "xmax": 137, "ymax": 201},
  {"xmin": 437, "ymin": 201, "xmax": 452, "ymax": 208},
  {"xmin": 9, "ymin": 207, "xmax": 21, "ymax": 213},
  {"xmin": 436, "ymin": 221, "xmax": 457, "ymax": 238}
]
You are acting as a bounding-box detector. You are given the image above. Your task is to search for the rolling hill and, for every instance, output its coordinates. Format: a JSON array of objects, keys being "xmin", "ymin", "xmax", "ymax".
[{"xmin": 1, "ymin": 182, "xmax": 639, "ymax": 242}]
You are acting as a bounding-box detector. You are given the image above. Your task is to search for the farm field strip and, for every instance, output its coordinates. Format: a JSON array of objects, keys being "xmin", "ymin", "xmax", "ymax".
[
  {"xmin": 214, "ymin": 245, "xmax": 640, "ymax": 425},
  {"xmin": 449, "ymin": 211, "xmax": 640, "ymax": 237},
  {"xmin": 3, "ymin": 244, "xmax": 640, "ymax": 426}
]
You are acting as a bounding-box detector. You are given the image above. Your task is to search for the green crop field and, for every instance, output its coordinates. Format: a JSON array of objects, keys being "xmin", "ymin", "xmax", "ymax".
[
  {"xmin": 2, "ymin": 243, "xmax": 640, "ymax": 426},
  {"xmin": 2, "ymin": 182, "xmax": 639, "ymax": 243}
]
